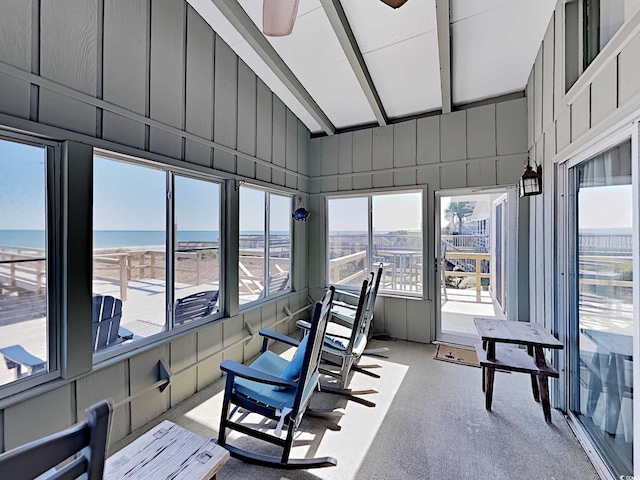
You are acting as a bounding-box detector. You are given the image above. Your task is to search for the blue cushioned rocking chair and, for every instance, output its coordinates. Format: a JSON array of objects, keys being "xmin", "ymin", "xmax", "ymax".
[{"xmin": 218, "ymin": 286, "xmax": 337, "ymax": 469}]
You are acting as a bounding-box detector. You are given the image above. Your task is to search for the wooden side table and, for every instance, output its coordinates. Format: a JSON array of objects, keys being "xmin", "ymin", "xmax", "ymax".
[
  {"xmin": 474, "ymin": 318, "xmax": 564, "ymax": 423},
  {"xmin": 105, "ymin": 420, "xmax": 229, "ymax": 479}
]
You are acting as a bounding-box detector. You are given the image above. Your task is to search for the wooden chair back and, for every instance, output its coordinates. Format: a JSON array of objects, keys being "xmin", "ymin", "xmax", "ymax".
[
  {"xmin": 0, "ymin": 400, "xmax": 112, "ymax": 480},
  {"xmin": 174, "ymin": 290, "xmax": 219, "ymax": 325},
  {"xmin": 344, "ymin": 273, "xmax": 374, "ymax": 355},
  {"xmin": 92, "ymin": 295, "xmax": 123, "ymax": 351},
  {"xmin": 293, "ymin": 286, "xmax": 335, "ymax": 415}
]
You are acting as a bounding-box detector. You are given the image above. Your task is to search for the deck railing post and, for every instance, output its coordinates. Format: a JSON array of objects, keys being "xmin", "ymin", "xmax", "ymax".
[{"xmin": 119, "ymin": 256, "xmax": 128, "ymax": 301}]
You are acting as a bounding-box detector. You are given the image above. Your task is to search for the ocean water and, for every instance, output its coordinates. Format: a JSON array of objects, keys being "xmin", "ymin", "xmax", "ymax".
[
  {"xmin": 0, "ymin": 230, "xmax": 289, "ymax": 249},
  {"xmin": 0, "ymin": 230, "xmax": 220, "ymax": 249}
]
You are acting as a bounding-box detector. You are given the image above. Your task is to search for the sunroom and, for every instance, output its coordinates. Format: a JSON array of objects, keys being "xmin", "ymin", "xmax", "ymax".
[{"xmin": 0, "ymin": 0, "xmax": 639, "ymax": 479}]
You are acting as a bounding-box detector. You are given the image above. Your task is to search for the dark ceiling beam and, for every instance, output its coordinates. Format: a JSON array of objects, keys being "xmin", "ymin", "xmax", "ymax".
[
  {"xmin": 319, "ymin": 0, "xmax": 388, "ymax": 126},
  {"xmin": 435, "ymin": 0, "xmax": 452, "ymax": 113},
  {"xmin": 209, "ymin": 0, "xmax": 335, "ymax": 135}
]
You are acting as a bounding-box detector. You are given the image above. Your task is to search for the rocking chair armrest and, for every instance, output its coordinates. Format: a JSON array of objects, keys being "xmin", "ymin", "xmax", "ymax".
[
  {"xmin": 220, "ymin": 359, "xmax": 297, "ymax": 388},
  {"xmin": 296, "ymin": 320, "xmax": 311, "ymax": 332},
  {"xmin": 258, "ymin": 329, "xmax": 300, "ymax": 348}
]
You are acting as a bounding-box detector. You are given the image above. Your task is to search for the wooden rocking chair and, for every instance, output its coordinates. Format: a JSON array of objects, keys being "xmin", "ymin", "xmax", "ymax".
[
  {"xmin": 298, "ymin": 273, "xmax": 380, "ymax": 407},
  {"xmin": 217, "ymin": 287, "xmax": 337, "ymax": 469}
]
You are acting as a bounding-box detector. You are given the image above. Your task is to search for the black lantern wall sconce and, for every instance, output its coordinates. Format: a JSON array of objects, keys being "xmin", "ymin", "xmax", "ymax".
[{"xmin": 519, "ymin": 158, "xmax": 542, "ymax": 197}]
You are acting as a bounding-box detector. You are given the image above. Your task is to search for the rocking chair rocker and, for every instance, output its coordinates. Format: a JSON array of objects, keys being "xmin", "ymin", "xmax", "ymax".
[{"xmin": 217, "ymin": 286, "xmax": 337, "ymax": 469}]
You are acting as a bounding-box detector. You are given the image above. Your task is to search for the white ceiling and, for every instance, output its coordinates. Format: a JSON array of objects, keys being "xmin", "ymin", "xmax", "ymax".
[{"xmin": 188, "ymin": 0, "xmax": 555, "ymax": 134}]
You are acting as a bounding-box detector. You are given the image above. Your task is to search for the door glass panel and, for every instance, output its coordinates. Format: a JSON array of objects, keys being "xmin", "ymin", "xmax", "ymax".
[
  {"xmin": 573, "ymin": 140, "xmax": 633, "ymax": 476},
  {"xmin": 327, "ymin": 197, "xmax": 369, "ymax": 287}
]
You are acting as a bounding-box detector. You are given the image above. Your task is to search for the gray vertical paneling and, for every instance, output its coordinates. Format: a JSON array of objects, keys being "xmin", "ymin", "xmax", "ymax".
[
  {"xmin": 271, "ymin": 96, "xmax": 286, "ymax": 185},
  {"xmin": 496, "ymin": 155, "xmax": 526, "ymax": 185},
  {"xmin": 0, "ymin": 410, "xmax": 3, "ymax": 452},
  {"xmin": 417, "ymin": 116, "xmax": 440, "ymax": 164},
  {"xmin": 553, "ymin": 3, "xmax": 564, "ymax": 117},
  {"xmin": 223, "ymin": 317, "xmax": 244, "ymax": 365},
  {"xmin": 286, "ymin": 109, "xmax": 297, "ymax": 171},
  {"xmin": 4, "ymin": 385, "xmax": 72, "ymax": 450},
  {"xmin": 256, "ymin": 78, "xmax": 272, "ymax": 182},
  {"xmin": 297, "ymin": 121, "xmax": 308, "ymax": 176},
  {"xmin": 417, "ymin": 165, "xmax": 439, "ymax": 187},
  {"xmin": 618, "ymin": 32, "xmax": 640, "ymax": 106},
  {"xmin": 571, "ymin": 88, "xmax": 590, "ymax": 140},
  {"xmin": 353, "ymin": 173, "xmax": 372, "ymax": 190},
  {"xmin": 372, "ymin": 125, "xmax": 393, "ymax": 170},
  {"xmin": 406, "ymin": 299, "xmax": 430, "ymax": 344},
  {"xmin": 526, "ymin": 69, "xmax": 535, "ymax": 149},
  {"xmin": 197, "ymin": 323, "xmax": 223, "ymax": 389},
  {"xmin": 394, "ymin": 170, "xmax": 416, "ymax": 186},
  {"xmin": 130, "ymin": 345, "xmax": 170, "ymax": 430},
  {"xmin": 338, "ymin": 132, "xmax": 352, "ymax": 190},
  {"xmin": 76, "ymin": 363, "xmax": 129, "ymax": 445},
  {"xmin": 214, "ymin": 36, "xmax": 237, "ymax": 173},
  {"xmin": 496, "ymin": 98, "xmax": 528, "ymax": 155},
  {"xmin": 440, "ymin": 163, "xmax": 467, "ymax": 189},
  {"xmin": 556, "ymin": 106, "xmax": 571, "ymax": 151},
  {"xmin": 590, "ymin": 63, "xmax": 617, "ymax": 127},
  {"xmin": 0, "ymin": 0, "xmax": 31, "ymax": 118},
  {"xmin": 542, "ymin": 17, "xmax": 554, "ymax": 131},
  {"xmin": 466, "ymin": 104, "xmax": 496, "ymax": 158},
  {"xmin": 170, "ymin": 333, "xmax": 197, "ymax": 406},
  {"xmin": 286, "ymin": 109, "xmax": 297, "ymax": 188},
  {"xmin": 149, "ymin": 0, "xmax": 184, "ymax": 159},
  {"xmin": 103, "ymin": 0, "xmax": 147, "ymax": 149},
  {"xmin": 533, "ymin": 47, "xmax": 543, "ymax": 141},
  {"xmin": 352, "ymin": 129, "xmax": 373, "ymax": 172},
  {"xmin": 237, "ymin": 60, "xmax": 257, "ymax": 156},
  {"xmin": 440, "ymin": 111, "xmax": 466, "ymax": 162},
  {"xmin": 40, "ymin": 0, "xmax": 98, "ymax": 135},
  {"xmin": 466, "ymin": 161, "xmax": 496, "ymax": 187},
  {"xmin": 393, "ymin": 120, "xmax": 416, "ymax": 168},
  {"xmin": 321, "ymin": 135, "xmax": 339, "ymax": 175},
  {"xmin": 243, "ymin": 308, "xmax": 262, "ymax": 360},
  {"xmin": 185, "ymin": 6, "xmax": 214, "ymax": 167},
  {"xmin": 384, "ymin": 297, "xmax": 407, "ymax": 340},
  {"xmin": 338, "ymin": 132, "xmax": 353, "ymax": 174},
  {"xmin": 544, "ymin": 127, "xmax": 556, "ymax": 161}
]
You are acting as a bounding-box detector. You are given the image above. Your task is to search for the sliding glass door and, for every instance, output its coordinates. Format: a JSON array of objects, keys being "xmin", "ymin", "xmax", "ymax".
[{"xmin": 569, "ymin": 139, "xmax": 634, "ymax": 477}]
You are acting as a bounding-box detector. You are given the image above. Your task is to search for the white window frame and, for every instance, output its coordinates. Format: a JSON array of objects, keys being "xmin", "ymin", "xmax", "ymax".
[{"xmin": 324, "ymin": 189, "xmax": 424, "ymax": 298}]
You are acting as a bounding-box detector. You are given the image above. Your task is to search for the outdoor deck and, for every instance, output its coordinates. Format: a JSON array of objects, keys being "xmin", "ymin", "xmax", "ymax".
[{"xmin": 441, "ymin": 287, "xmax": 503, "ymax": 337}]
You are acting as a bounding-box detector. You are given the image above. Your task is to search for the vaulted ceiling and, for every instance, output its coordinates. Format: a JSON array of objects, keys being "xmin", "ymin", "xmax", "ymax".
[{"xmin": 188, "ymin": 0, "xmax": 555, "ymax": 135}]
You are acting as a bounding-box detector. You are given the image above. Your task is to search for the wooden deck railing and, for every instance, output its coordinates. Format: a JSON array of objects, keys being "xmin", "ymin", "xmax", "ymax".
[
  {"xmin": 443, "ymin": 252, "xmax": 490, "ymax": 292},
  {"xmin": 328, "ymin": 250, "xmax": 367, "ymax": 285}
]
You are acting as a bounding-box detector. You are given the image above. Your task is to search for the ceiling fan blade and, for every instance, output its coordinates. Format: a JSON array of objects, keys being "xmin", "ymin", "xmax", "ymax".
[
  {"xmin": 380, "ymin": 0, "xmax": 410, "ymax": 8},
  {"xmin": 263, "ymin": 0, "xmax": 300, "ymax": 37}
]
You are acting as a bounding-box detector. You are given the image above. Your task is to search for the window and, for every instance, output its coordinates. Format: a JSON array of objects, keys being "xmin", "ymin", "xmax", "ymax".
[
  {"xmin": 0, "ymin": 138, "xmax": 53, "ymax": 387},
  {"xmin": 93, "ymin": 155, "xmax": 223, "ymax": 355},
  {"xmin": 173, "ymin": 175, "xmax": 221, "ymax": 324},
  {"xmin": 327, "ymin": 191, "xmax": 422, "ymax": 294},
  {"xmin": 239, "ymin": 186, "xmax": 291, "ymax": 306},
  {"xmin": 565, "ymin": 0, "xmax": 639, "ymax": 89}
]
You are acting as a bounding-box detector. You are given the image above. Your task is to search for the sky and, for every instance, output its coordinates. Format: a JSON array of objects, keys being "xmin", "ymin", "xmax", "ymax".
[
  {"xmin": 327, "ymin": 192, "xmax": 422, "ymax": 233},
  {"xmin": 578, "ymin": 184, "xmax": 632, "ymax": 230},
  {"xmin": 0, "ymin": 139, "xmax": 46, "ymax": 230}
]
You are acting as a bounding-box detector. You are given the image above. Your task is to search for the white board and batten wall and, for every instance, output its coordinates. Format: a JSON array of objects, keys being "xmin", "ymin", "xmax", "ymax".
[
  {"xmin": 0, "ymin": 0, "xmax": 311, "ymax": 452},
  {"xmin": 307, "ymin": 98, "xmax": 531, "ymax": 344}
]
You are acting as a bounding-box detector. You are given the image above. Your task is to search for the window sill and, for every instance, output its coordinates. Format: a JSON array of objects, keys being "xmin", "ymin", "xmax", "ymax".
[{"xmin": 564, "ymin": 9, "xmax": 640, "ymax": 106}]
